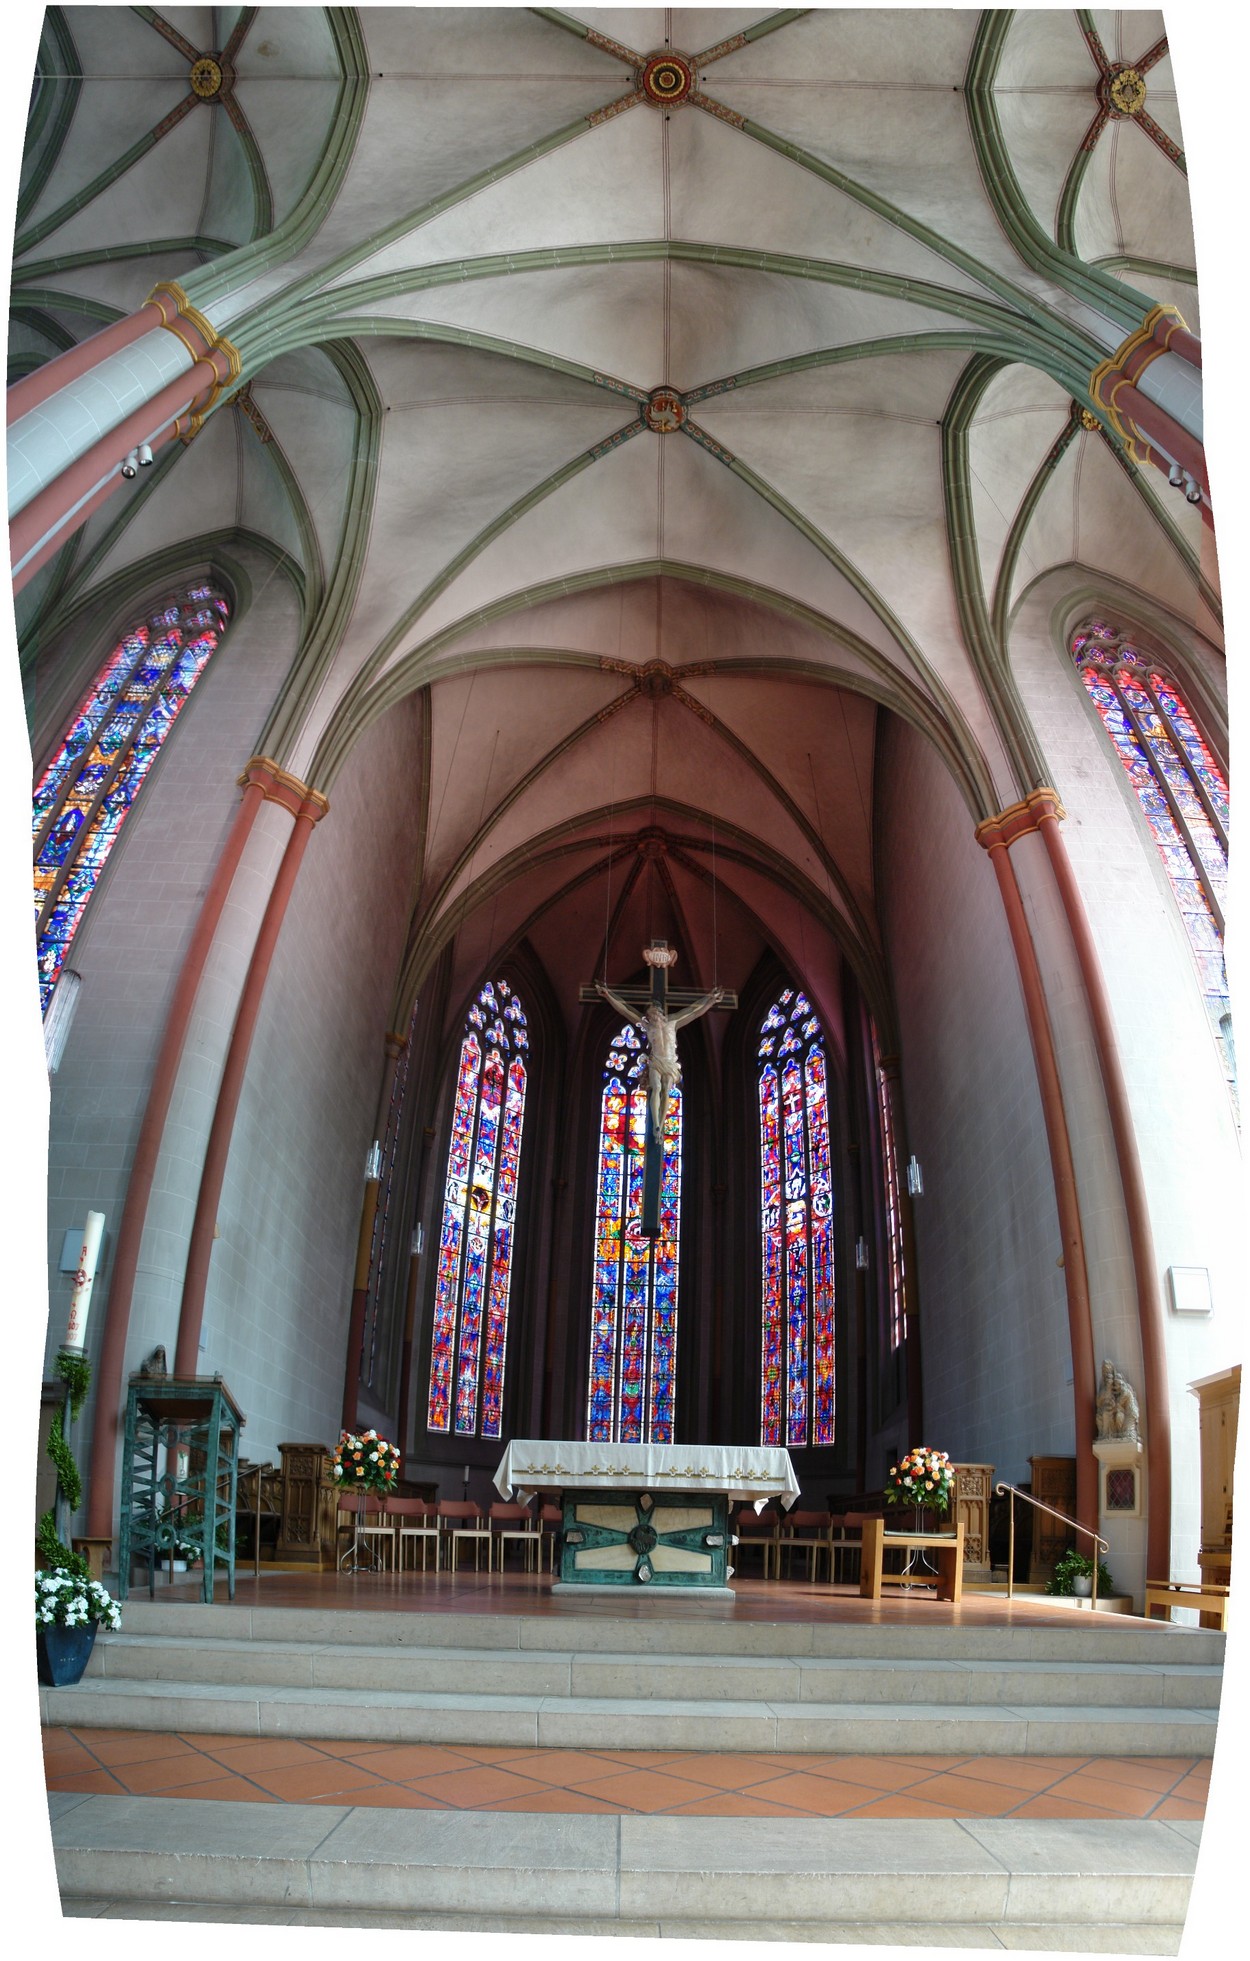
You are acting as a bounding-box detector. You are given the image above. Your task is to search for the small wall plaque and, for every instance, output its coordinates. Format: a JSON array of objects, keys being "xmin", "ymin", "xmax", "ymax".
[{"xmin": 1168, "ymin": 1267, "xmax": 1213, "ymax": 1315}]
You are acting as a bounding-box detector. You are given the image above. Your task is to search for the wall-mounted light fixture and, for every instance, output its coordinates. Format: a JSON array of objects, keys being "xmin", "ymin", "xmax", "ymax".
[
  {"xmin": 855, "ymin": 1236, "xmax": 869, "ymax": 1270},
  {"xmin": 906, "ymin": 1155, "xmax": 924, "ymax": 1197},
  {"xmin": 120, "ymin": 449, "xmax": 139, "ymax": 479},
  {"xmin": 364, "ymin": 1140, "xmax": 382, "ymax": 1180},
  {"xmin": 137, "ymin": 441, "xmax": 154, "ymax": 467}
]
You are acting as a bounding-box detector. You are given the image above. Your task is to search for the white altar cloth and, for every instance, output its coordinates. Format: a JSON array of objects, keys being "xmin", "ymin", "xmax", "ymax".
[{"xmin": 493, "ymin": 1440, "xmax": 800, "ymax": 1511}]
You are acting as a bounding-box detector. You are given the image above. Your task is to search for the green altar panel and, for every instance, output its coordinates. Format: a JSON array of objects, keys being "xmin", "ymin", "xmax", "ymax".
[{"xmin": 559, "ymin": 1490, "xmax": 731, "ymax": 1587}]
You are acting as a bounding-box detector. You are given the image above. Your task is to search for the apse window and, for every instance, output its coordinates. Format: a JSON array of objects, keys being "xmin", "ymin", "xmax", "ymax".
[
  {"xmin": 427, "ymin": 980, "xmax": 528, "ymax": 1439},
  {"xmin": 1071, "ymin": 621, "xmax": 1234, "ymax": 1093},
  {"xmin": 32, "ymin": 584, "xmax": 230, "ymax": 1013},
  {"xmin": 758, "ymin": 988, "xmax": 835, "ymax": 1447},
  {"xmin": 586, "ymin": 1022, "xmax": 682, "ymax": 1444}
]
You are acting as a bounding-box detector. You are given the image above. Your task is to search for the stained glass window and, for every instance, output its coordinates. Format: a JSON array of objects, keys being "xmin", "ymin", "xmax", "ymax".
[
  {"xmin": 758, "ymin": 988, "xmax": 835, "ymax": 1447},
  {"xmin": 32, "ymin": 584, "xmax": 231, "ymax": 1013},
  {"xmin": 870, "ymin": 1024, "xmax": 908, "ymax": 1353},
  {"xmin": 587, "ymin": 1023, "xmax": 682, "ymax": 1443},
  {"xmin": 427, "ymin": 980, "xmax": 528, "ymax": 1438},
  {"xmin": 1071, "ymin": 621, "xmax": 1234, "ymax": 1090}
]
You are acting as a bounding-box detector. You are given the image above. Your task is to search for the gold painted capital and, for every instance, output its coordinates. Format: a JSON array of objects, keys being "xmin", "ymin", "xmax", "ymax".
[
  {"xmin": 146, "ymin": 280, "xmax": 243, "ymax": 409},
  {"xmin": 1089, "ymin": 305, "xmax": 1191, "ymax": 463},
  {"xmin": 975, "ymin": 788, "xmax": 1065, "ymax": 853},
  {"xmin": 239, "ymin": 755, "xmax": 330, "ymax": 822}
]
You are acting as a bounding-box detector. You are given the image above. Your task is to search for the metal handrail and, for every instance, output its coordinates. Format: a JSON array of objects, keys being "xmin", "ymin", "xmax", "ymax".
[{"xmin": 995, "ymin": 1481, "xmax": 1109, "ymax": 1608}]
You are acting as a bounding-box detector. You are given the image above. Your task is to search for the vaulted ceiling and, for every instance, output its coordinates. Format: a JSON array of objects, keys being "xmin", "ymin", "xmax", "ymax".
[{"xmin": 13, "ymin": 7, "xmax": 1221, "ymax": 1050}]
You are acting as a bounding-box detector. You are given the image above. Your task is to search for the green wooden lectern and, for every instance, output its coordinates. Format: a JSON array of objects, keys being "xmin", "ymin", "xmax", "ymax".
[{"xmin": 117, "ymin": 1374, "xmax": 243, "ymax": 1602}]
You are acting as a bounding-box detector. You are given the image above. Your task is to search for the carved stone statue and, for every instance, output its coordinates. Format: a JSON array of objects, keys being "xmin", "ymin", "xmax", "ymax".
[
  {"xmin": 1095, "ymin": 1359, "xmax": 1141, "ymax": 1445},
  {"xmin": 594, "ymin": 976, "xmax": 726, "ymax": 1137}
]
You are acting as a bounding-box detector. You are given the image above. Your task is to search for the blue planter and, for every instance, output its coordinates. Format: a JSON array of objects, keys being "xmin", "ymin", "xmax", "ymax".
[{"xmin": 36, "ymin": 1621, "xmax": 98, "ymax": 1686}]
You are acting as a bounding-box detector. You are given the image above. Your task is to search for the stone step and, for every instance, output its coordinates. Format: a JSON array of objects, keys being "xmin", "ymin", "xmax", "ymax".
[
  {"xmin": 41, "ymin": 1673, "xmax": 1221, "ymax": 1756},
  {"xmin": 111, "ymin": 1597, "xmax": 1227, "ymax": 1666},
  {"xmin": 48, "ymin": 1793, "xmax": 1200, "ymax": 1938},
  {"xmin": 87, "ymin": 1630, "xmax": 1224, "ymax": 1710}
]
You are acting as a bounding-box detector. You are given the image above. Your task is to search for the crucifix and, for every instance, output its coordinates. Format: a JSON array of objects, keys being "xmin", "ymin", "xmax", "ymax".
[{"xmin": 580, "ymin": 940, "xmax": 737, "ymax": 1236}]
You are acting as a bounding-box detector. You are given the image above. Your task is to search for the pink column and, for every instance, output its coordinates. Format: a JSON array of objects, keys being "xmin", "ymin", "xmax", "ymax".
[
  {"xmin": 7, "ymin": 302, "xmax": 165, "ymax": 425},
  {"xmin": 84, "ymin": 761, "xmax": 307, "ymax": 1541},
  {"xmin": 1030, "ymin": 793, "xmax": 1172, "ymax": 1583},
  {"xmin": 173, "ymin": 783, "xmax": 329, "ymax": 1376},
  {"xmin": 977, "ymin": 804, "xmax": 1099, "ymax": 1541}
]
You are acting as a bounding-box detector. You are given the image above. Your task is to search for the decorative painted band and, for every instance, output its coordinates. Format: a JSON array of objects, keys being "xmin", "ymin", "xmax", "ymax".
[
  {"xmin": 975, "ymin": 788, "xmax": 1066, "ymax": 854},
  {"xmin": 238, "ymin": 755, "xmax": 330, "ymax": 822}
]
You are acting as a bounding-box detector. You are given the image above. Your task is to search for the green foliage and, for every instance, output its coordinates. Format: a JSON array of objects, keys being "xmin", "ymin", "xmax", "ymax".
[
  {"xmin": 1046, "ymin": 1548, "xmax": 1115, "ymax": 1597},
  {"xmin": 46, "ymin": 1408, "xmax": 82, "ymax": 1511},
  {"xmin": 36, "ymin": 1509, "xmax": 88, "ymax": 1578},
  {"xmin": 55, "ymin": 1349, "xmax": 92, "ymax": 1417}
]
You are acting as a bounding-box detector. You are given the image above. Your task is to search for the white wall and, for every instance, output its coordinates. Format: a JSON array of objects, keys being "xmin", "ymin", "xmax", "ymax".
[
  {"xmin": 200, "ymin": 693, "xmax": 424, "ymax": 1461},
  {"xmin": 876, "ymin": 716, "xmax": 1076, "ymax": 1493}
]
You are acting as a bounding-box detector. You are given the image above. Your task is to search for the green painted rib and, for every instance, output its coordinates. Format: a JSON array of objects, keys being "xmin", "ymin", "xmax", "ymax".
[
  {"xmin": 1091, "ymin": 255, "xmax": 1197, "ymax": 288},
  {"xmin": 963, "ymin": 11, "xmax": 1153, "ymax": 336},
  {"xmin": 326, "ymin": 417, "xmax": 646, "ymax": 718},
  {"xmin": 312, "ymin": 557, "xmax": 995, "ymax": 817},
  {"xmin": 528, "ymin": 8, "xmax": 601, "ymax": 43},
  {"xmin": 941, "ymin": 353, "xmax": 1050, "ymax": 794},
  {"xmin": 252, "ymin": 337, "xmax": 384, "ymax": 764},
  {"xmin": 18, "ymin": 8, "xmax": 82, "ymax": 231},
  {"xmin": 14, "ymin": 236, "xmax": 236, "ymax": 283},
  {"xmin": 185, "ymin": 8, "xmax": 370, "ymax": 310},
  {"xmin": 239, "ymin": 242, "xmax": 1091, "ymax": 402},
  {"xmin": 10, "ymin": 306, "xmax": 78, "ymax": 354},
  {"xmin": 1055, "ymin": 142, "xmax": 1096, "ymax": 259},
  {"xmin": 684, "ymin": 330, "xmax": 1043, "ymax": 403},
  {"xmin": 991, "ymin": 414, "xmax": 1082, "ymax": 650},
  {"xmin": 697, "ymin": 11, "xmax": 811, "ymax": 61},
  {"xmin": 248, "ymin": 413, "xmax": 325, "ymax": 628},
  {"xmin": 10, "ymin": 287, "xmax": 122, "ymax": 326},
  {"xmin": 730, "ymin": 110, "xmax": 1105, "ymax": 374},
  {"xmin": 14, "ymin": 98, "xmax": 198, "ymax": 259}
]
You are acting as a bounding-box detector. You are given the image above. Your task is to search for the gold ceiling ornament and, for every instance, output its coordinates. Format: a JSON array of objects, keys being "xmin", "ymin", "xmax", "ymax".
[
  {"xmin": 1108, "ymin": 67, "xmax": 1147, "ymax": 116},
  {"xmin": 637, "ymin": 50, "xmax": 695, "ymax": 107},
  {"xmin": 190, "ymin": 56, "xmax": 224, "ymax": 100},
  {"xmin": 642, "ymin": 386, "xmax": 687, "ymax": 434},
  {"xmin": 1080, "ymin": 409, "xmax": 1102, "ymax": 432}
]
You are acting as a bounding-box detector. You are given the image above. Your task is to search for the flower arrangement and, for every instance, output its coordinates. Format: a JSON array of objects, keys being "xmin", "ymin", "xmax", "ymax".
[
  {"xmin": 332, "ymin": 1428, "xmax": 399, "ymax": 1496},
  {"xmin": 35, "ymin": 1569, "xmax": 121, "ymax": 1630},
  {"xmin": 885, "ymin": 1445, "xmax": 954, "ymax": 1518}
]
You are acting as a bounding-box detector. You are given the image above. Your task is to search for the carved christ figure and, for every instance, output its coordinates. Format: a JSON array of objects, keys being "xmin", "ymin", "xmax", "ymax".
[{"xmin": 595, "ymin": 977, "xmax": 726, "ymax": 1138}]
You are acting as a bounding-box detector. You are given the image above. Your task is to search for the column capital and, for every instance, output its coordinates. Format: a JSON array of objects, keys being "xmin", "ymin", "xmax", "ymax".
[
  {"xmin": 238, "ymin": 755, "xmax": 330, "ymax": 822},
  {"xmin": 146, "ymin": 280, "xmax": 242, "ymax": 408},
  {"xmin": 975, "ymin": 788, "xmax": 1065, "ymax": 854},
  {"xmin": 383, "ymin": 1031, "xmax": 408, "ymax": 1059}
]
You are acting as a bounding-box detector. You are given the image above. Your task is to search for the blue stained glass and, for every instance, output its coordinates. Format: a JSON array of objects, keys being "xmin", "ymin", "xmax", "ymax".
[
  {"xmin": 758, "ymin": 988, "xmax": 835, "ymax": 1447},
  {"xmin": 427, "ymin": 984, "xmax": 529, "ymax": 1436},
  {"xmin": 33, "ymin": 588, "xmax": 229, "ymax": 1012},
  {"xmin": 587, "ymin": 1023, "xmax": 682, "ymax": 1443}
]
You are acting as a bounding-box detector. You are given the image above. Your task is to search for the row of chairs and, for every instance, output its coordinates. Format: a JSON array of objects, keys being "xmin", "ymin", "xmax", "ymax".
[
  {"xmin": 734, "ymin": 1508, "xmax": 881, "ymax": 1583},
  {"xmin": 337, "ymin": 1494, "xmax": 562, "ymax": 1573}
]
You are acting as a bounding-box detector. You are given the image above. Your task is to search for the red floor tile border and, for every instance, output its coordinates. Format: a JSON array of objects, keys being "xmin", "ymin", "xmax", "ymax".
[{"xmin": 42, "ymin": 1725, "xmax": 1208, "ymax": 1821}]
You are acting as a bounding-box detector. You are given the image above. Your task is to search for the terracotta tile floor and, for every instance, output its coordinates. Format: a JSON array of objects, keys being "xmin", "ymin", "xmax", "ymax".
[{"xmin": 43, "ymin": 1727, "xmax": 1209, "ymax": 1820}]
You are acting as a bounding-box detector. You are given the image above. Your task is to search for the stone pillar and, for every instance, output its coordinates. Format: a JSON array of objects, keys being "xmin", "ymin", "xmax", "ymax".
[
  {"xmin": 341, "ymin": 1032, "xmax": 408, "ymax": 1431},
  {"xmin": 84, "ymin": 758, "xmax": 289, "ymax": 1542},
  {"xmin": 976, "ymin": 798, "xmax": 1099, "ymax": 1540},
  {"xmin": 174, "ymin": 776, "xmax": 329, "ymax": 1375},
  {"xmin": 8, "ymin": 282, "xmax": 240, "ymax": 589},
  {"xmin": 1090, "ymin": 306, "xmax": 1210, "ymax": 525}
]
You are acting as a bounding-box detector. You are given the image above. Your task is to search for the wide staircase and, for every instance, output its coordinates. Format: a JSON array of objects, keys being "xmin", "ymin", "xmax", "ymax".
[{"xmin": 44, "ymin": 1598, "xmax": 1223, "ymax": 1945}]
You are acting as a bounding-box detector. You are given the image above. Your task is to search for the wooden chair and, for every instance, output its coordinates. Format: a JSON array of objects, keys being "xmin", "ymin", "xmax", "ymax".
[
  {"xmin": 538, "ymin": 1501, "xmax": 562, "ymax": 1573},
  {"xmin": 490, "ymin": 1501, "xmax": 539, "ymax": 1572},
  {"xmin": 437, "ymin": 1499, "xmax": 491, "ymax": 1571},
  {"xmin": 829, "ymin": 1510, "xmax": 878, "ymax": 1585},
  {"xmin": 734, "ymin": 1504, "xmax": 780, "ymax": 1579},
  {"xmin": 388, "ymin": 1495, "xmax": 440, "ymax": 1572},
  {"xmin": 777, "ymin": 1509, "xmax": 832, "ymax": 1582},
  {"xmin": 337, "ymin": 1491, "xmax": 396, "ymax": 1572}
]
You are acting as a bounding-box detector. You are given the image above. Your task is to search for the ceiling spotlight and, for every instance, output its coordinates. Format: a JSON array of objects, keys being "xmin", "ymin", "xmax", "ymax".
[
  {"xmin": 137, "ymin": 441, "xmax": 154, "ymax": 467},
  {"xmin": 1167, "ymin": 462, "xmax": 1185, "ymax": 488},
  {"xmin": 120, "ymin": 450, "xmax": 138, "ymax": 479},
  {"xmin": 1183, "ymin": 476, "xmax": 1203, "ymax": 505},
  {"xmin": 906, "ymin": 1155, "xmax": 924, "ymax": 1198}
]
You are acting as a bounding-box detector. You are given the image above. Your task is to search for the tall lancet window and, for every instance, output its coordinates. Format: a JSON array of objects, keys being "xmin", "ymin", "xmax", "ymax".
[
  {"xmin": 758, "ymin": 988, "xmax": 835, "ymax": 1447},
  {"xmin": 32, "ymin": 584, "xmax": 230, "ymax": 1012},
  {"xmin": 427, "ymin": 980, "xmax": 528, "ymax": 1439},
  {"xmin": 586, "ymin": 1024, "xmax": 682, "ymax": 1443},
  {"xmin": 1071, "ymin": 621, "xmax": 1233, "ymax": 1086}
]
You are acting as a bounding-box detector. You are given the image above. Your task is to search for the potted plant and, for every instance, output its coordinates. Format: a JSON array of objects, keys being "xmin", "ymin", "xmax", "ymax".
[
  {"xmin": 35, "ymin": 1562, "xmax": 121, "ymax": 1685},
  {"xmin": 885, "ymin": 1446, "xmax": 954, "ymax": 1527},
  {"xmin": 1046, "ymin": 1548, "xmax": 1115, "ymax": 1599}
]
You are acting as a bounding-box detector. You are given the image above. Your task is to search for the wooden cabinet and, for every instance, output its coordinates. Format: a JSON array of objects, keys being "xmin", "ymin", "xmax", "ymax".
[
  {"xmin": 1189, "ymin": 1366, "xmax": 1238, "ymax": 1587},
  {"xmin": 949, "ymin": 1462, "xmax": 993, "ymax": 1580},
  {"xmin": 275, "ymin": 1442, "xmax": 339, "ymax": 1569},
  {"xmin": 1028, "ymin": 1455, "xmax": 1077, "ymax": 1582}
]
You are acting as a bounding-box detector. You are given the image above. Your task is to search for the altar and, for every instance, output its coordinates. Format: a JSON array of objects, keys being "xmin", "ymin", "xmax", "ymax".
[{"xmin": 494, "ymin": 1440, "xmax": 800, "ymax": 1593}]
